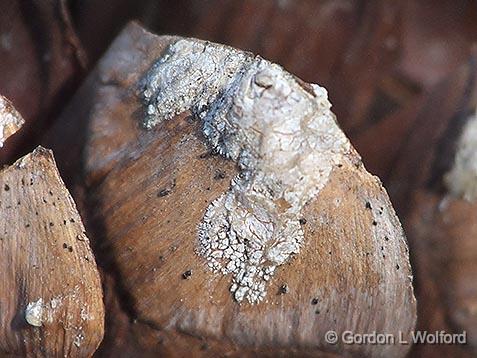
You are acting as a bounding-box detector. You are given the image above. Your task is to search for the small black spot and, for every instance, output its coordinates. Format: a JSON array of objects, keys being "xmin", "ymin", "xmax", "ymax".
[
  {"xmin": 214, "ymin": 170, "xmax": 226, "ymax": 180},
  {"xmin": 396, "ymin": 264, "xmax": 400, "ymax": 270},
  {"xmin": 315, "ymin": 310, "xmax": 320, "ymax": 314},
  {"xmin": 311, "ymin": 298, "xmax": 319, "ymax": 305},
  {"xmin": 63, "ymin": 220, "xmax": 67, "ymax": 225},
  {"xmin": 48, "ymin": 190, "xmax": 53, "ymax": 196},
  {"xmin": 372, "ymin": 220, "xmax": 378, "ymax": 226},
  {"xmin": 182, "ymin": 270, "xmax": 192, "ymax": 279},
  {"xmin": 4, "ymin": 184, "xmax": 10, "ymax": 191},
  {"xmin": 199, "ymin": 151, "xmax": 213, "ymax": 159},
  {"xmin": 200, "ymin": 343, "xmax": 208, "ymax": 351},
  {"xmin": 299, "ymin": 218, "xmax": 307, "ymax": 225},
  {"xmin": 68, "ymin": 246, "xmax": 73, "ymax": 253},
  {"xmin": 337, "ymin": 163, "xmax": 343, "ymax": 168},
  {"xmin": 25, "ymin": 223, "xmax": 30, "ymax": 228},
  {"xmin": 185, "ymin": 115, "xmax": 195, "ymax": 123},
  {"xmin": 158, "ymin": 188, "xmax": 172, "ymax": 197},
  {"xmin": 365, "ymin": 201, "xmax": 372, "ymax": 210},
  {"xmin": 279, "ymin": 284, "xmax": 289, "ymax": 294},
  {"xmin": 49, "ymin": 222, "xmax": 54, "ymax": 227},
  {"xmin": 63, "ymin": 243, "xmax": 68, "ymax": 249},
  {"xmin": 384, "ymin": 236, "xmax": 389, "ymax": 241},
  {"xmin": 70, "ymin": 218, "xmax": 75, "ymax": 223}
]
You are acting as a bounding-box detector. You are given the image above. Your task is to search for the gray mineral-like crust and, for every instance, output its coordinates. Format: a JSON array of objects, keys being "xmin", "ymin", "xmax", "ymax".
[
  {"xmin": 0, "ymin": 95, "xmax": 24, "ymax": 147},
  {"xmin": 445, "ymin": 109, "xmax": 477, "ymax": 201},
  {"xmin": 141, "ymin": 39, "xmax": 354, "ymax": 303}
]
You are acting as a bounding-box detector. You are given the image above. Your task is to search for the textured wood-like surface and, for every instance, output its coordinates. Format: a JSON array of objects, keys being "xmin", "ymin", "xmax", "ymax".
[
  {"xmin": 46, "ymin": 23, "xmax": 416, "ymax": 357},
  {"xmin": 0, "ymin": 147, "xmax": 104, "ymax": 357},
  {"xmin": 388, "ymin": 54, "xmax": 477, "ymax": 358}
]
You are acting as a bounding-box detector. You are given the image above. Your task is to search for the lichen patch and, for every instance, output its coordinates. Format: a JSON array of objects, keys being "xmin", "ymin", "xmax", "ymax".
[
  {"xmin": 25, "ymin": 298, "xmax": 44, "ymax": 327},
  {"xmin": 141, "ymin": 39, "xmax": 353, "ymax": 303},
  {"xmin": 0, "ymin": 95, "xmax": 24, "ymax": 147},
  {"xmin": 445, "ymin": 109, "xmax": 477, "ymax": 201}
]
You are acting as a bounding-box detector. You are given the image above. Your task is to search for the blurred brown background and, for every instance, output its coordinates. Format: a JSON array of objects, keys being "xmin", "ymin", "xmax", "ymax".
[{"xmin": 1, "ymin": 1, "xmax": 477, "ymax": 357}]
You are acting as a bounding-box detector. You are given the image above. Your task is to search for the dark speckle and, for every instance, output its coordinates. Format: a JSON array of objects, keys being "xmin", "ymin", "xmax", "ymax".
[
  {"xmin": 199, "ymin": 151, "xmax": 213, "ymax": 159},
  {"xmin": 315, "ymin": 310, "xmax": 320, "ymax": 314},
  {"xmin": 185, "ymin": 115, "xmax": 195, "ymax": 124},
  {"xmin": 396, "ymin": 264, "xmax": 400, "ymax": 270},
  {"xmin": 182, "ymin": 270, "xmax": 192, "ymax": 279},
  {"xmin": 49, "ymin": 222, "xmax": 54, "ymax": 227},
  {"xmin": 384, "ymin": 236, "xmax": 389, "ymax": 241},
  {"xmin": 365, "ymin": 201, "xmax": 372, "ymax": 210},
  {"xmin": 63, "ymin": 243, "xmax": 68, "ymax": 249},
  {"xmin": 68, "ymin": 246, "xmax": 73, "ymax": 253},
  {"xmin": 158, "ymin": 188, "xmax": 172, "ymax": 197},
  {"xmin": 299, "ymin": 218, "xmax": 307, "ymax": 225},
  {"xmin": 200, "ymin": 343, "xmax": 208, "ymax": 351},
  {"xmin": 279, "ymin": 284, "xmax": 289, "ymax": 295},
  {"xmin": 4, "ymin": 184, "xmax": 10, "ymax": 191},
  {"xmin": 311, "ymin": 298, "xmax": 319, "ymax": 305},
  {"xmin": 214, "ymin": 170, "xmax": 226, "ymax": 180},
  {"xmin": 372, "ymin": 220, "xmax": 378, "ymax": 226}
]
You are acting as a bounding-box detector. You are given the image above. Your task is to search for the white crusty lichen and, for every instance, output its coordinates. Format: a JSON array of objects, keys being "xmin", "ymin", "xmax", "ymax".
[
  {"xmin": 0, "ymin": 95, "xmax": 24, "ymax": 147},
  {"xmin": 445, "ymin": 109, "xmax": 477, "ymax": 201},
  {"xmin": 141, "ymin": 39, "xmax": 352, "ymax": 303},
  {"xmin": 25, "ymin": 298, "xmax": 44, "ymax": 327}
]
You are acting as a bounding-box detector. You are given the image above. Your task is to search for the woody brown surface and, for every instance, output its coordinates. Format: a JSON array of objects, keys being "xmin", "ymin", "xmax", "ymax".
[
  {"xmin": 0, "ymin": 0, "xmax": 476, "ymax": 357},
  {"xmin": 0, "ymin": 147, "xmax": 104, "ymax": 357},
  {"xmin": 44, "ymin": 22, "xmax": 416, "ymax": 357}
]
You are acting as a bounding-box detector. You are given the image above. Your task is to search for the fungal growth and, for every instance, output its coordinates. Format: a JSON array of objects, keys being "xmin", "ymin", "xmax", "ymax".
[
  {"xmin": 141, "ymin": 39, "xmax": 353, "ymax": 303},
  {"xmin": 25, "ymin": 298, "xmax": 44, "ymax": 327},
  {"xmin": 445, "ymin": 109, "xmax": 477, "ymax": 201},
  {"xmin": 0, "ymin": 95, "xmax": 24, "ymax": 147}
]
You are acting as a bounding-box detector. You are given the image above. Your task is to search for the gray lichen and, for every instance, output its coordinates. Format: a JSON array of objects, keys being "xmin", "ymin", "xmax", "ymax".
[
  {"xmin": 445, "ymin": 109, "xmax": 477, "ymax": 202},
  {"xmin": 0, "ymin": 95, "xmax": 24, "ymax": 147},
  {"xmin": 25, "ymin": 298, "xmax": 44, "ymax": 327},
  {"xmin": 141, "ymin": 39, "xmax": 352, "ymax": 303}
]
